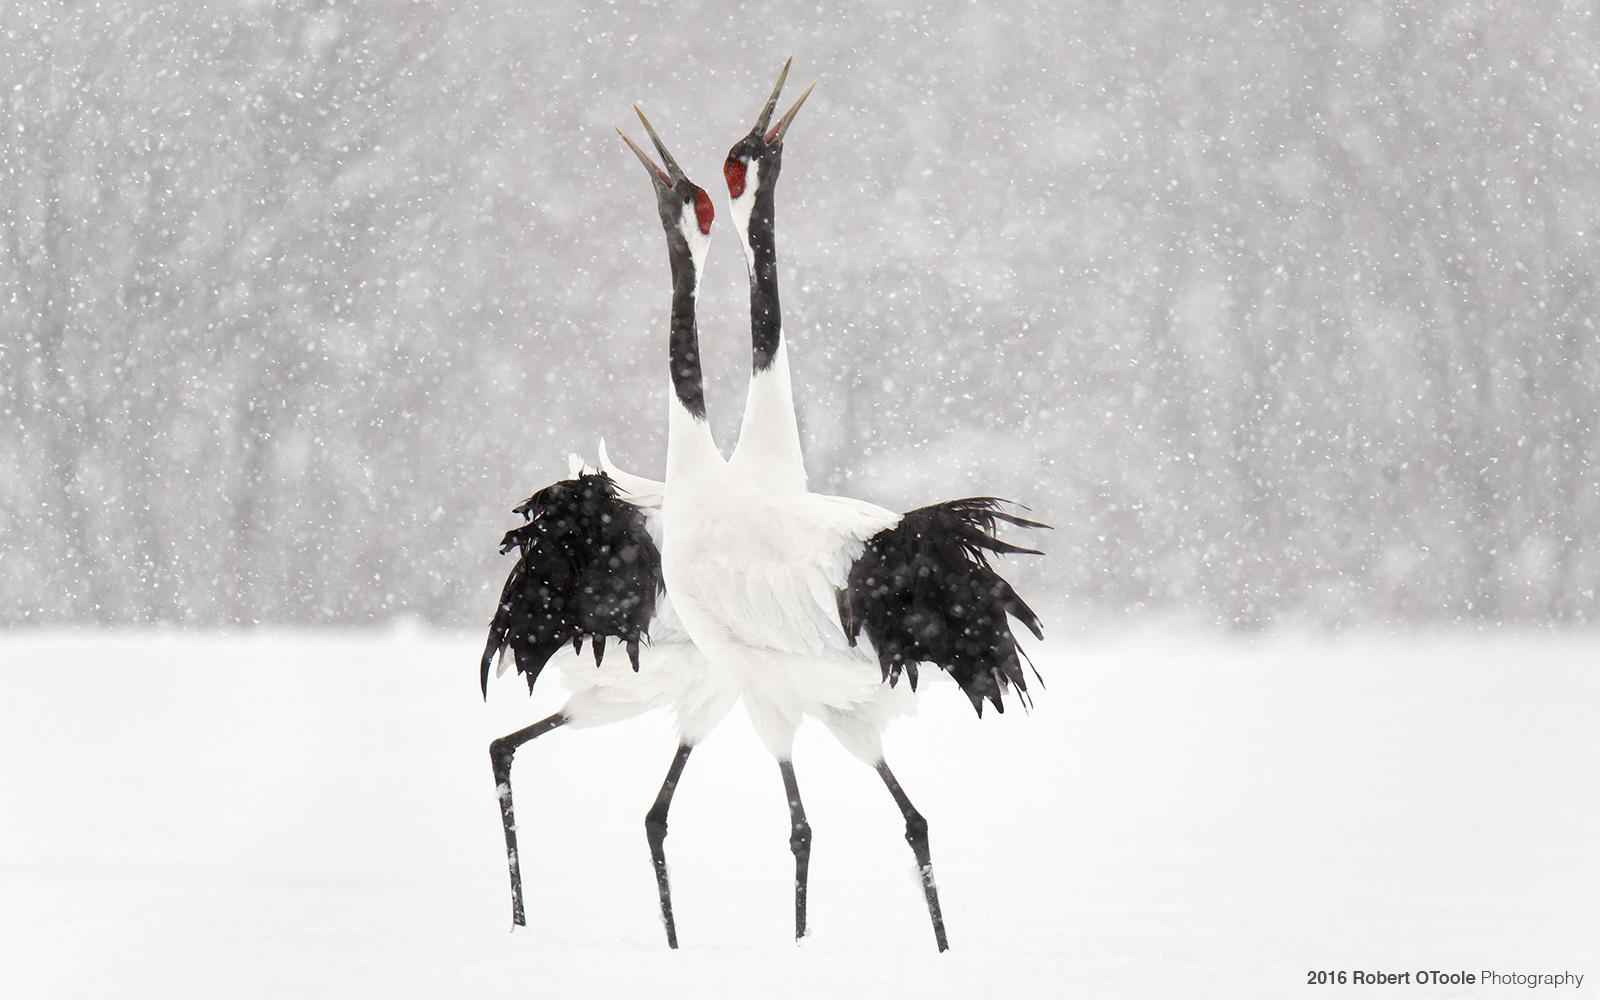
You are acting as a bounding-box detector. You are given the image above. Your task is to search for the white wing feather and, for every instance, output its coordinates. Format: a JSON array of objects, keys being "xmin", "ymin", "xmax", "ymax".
[
  {"xmin": 597, "ymin": 439, "xmax": 664, "ymax": 509},
  {"xmin": 674, "ymin": 488, "xmax": 899, "ymax": 657}
]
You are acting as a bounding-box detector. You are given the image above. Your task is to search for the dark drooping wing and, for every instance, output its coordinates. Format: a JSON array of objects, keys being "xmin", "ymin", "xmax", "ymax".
[
  {"xmin": 480, "ymin": 472, "xmax": 662, "ymax": 697},
  {"xmin": 839, "ymin": 497, "xmax": 1047, "ymax": 717}
]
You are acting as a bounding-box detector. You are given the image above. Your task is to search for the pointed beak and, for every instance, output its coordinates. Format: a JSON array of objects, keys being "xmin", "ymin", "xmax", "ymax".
[
  {"xmin": 616, "ymin": 105, "xmax": 685, "ymax": 190},
  {"xmin": 616, "ymin": 124, "xmax": 669, "ymax": 189},
  {"xmin": 751, "ymin": 55, "xmax": 793, "ymax": 137},
  {"xmin": 750, "ymin": 56, "xmax": 816, "ymax": 147},
  {"xmin": 633, "ymin": 105, "xmax": 688, "ymax": 182},
  {"xmin": 765, "ymin": 78, "xmax": 815, "ymax": 146}
]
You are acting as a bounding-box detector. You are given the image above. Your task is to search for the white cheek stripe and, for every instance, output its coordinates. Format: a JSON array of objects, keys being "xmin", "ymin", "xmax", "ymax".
[
  {"xmin": 730, "ymin": 160, "xmax": 761, "ymax": 273},
  {"xmin": 676, "ymin": 211, "xmax": 711, "ymax": 291}
]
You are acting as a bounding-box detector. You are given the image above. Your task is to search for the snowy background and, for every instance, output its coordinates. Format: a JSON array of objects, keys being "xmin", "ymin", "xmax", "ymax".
[
  {"xmin": 5, "ymin": 0, "xmax": 1599, "ymax": 627},
  {"xmin": 2, "ymin": 0, "xmax": 1598, "ymax": 995}
]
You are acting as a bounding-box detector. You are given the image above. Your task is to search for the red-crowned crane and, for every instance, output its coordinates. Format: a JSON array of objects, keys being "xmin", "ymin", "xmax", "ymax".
[
  {"xmin": 481, "ymin": 108, "xmax": 735, "ymax": 948},
  {"xmin": 656, "ymin": 61, "xmax": 1047, "ymax": 952},
  {"xmin": 481, "ymin": 67, "xmax": 1045, "ymax": 953}
]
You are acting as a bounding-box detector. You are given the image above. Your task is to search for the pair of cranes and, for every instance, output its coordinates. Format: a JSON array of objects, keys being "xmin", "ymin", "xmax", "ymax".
[{"xmin": 480, "ymin": 60, "xmax": 1045, "ymax": 952}]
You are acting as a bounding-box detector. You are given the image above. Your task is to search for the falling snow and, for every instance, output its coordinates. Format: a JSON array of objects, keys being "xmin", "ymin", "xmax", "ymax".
[
  {"xmin": 2, "ymin": 2, "xmax": 1598, "ymax": 995},
  {"xmin": 4, "ymin": 1, "xmax": 1598, "ymax": 628}
]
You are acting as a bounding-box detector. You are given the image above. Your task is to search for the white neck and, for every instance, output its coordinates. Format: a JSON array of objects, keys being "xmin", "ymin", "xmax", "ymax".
[
  {"xmin": 730, "ymin": 161, "xmax": 761, "ymax": 276},
  {"xmin": 729, "ymin": 339, "xmax": 807, "ymax": 492},
  {"xmin": 666, "ymin": 384, "xmax": 724, "ymax": 487},
  {"xmin": 727, "ymin": 158, "xmax": 807, "ymax": 492}
]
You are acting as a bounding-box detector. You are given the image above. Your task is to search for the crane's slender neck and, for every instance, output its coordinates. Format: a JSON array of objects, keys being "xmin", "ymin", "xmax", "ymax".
[
  {"xmin": 729, "ymin": 158, "xmax": 806, "ymax": 492},
  {"xmin": 662, "ymin": 213, "xmax": 721, "ymax": 482},
  {"xmin": 745, "ymin": 173, "xmax": 782, "ymax": 374},
  {"xmin": 668, "ymin": 237, "xmax": 706, "ymax": 421}
]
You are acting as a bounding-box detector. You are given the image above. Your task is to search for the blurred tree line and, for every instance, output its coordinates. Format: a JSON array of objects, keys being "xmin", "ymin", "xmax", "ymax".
[{"xmin": 3, "ymin": 0, "xmax": 1596, "ymax": 628}]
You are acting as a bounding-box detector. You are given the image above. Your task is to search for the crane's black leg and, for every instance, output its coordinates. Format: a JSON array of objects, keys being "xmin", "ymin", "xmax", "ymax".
[
  {"xmin": 876, "ymin": 760, "xmax": 948, "ymax": 952},
  {"xmin": 489, "ymin": 712, "xmax": 568, "ymax": 929},
  {"xmin": 779, "ymin": 760, "xmax": 813, "ymax": 942},
  {"xmin": 645, "ymin": 742, "xmax": 694, "ymax": 949}
]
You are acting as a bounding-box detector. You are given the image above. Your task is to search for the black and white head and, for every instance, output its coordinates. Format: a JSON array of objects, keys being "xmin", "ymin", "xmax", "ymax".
[
  {"xmin": 723, "ymin": 57, "xmax": 815, "ymax": 261},
  {"xmin": 617, "ymin": 106, "xmax": 715, "ymax": 275}
]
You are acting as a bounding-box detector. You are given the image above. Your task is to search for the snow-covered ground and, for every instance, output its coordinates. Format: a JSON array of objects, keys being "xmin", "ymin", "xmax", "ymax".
[{"xmin": 1, "ymin": 628, "xmax": 1595, "ymax": 998}]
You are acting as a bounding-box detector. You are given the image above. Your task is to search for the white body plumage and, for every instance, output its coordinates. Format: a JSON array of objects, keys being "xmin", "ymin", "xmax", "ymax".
[{"xmin": 661, "ymin": 460, "xmax": 911, "ymax": 762}]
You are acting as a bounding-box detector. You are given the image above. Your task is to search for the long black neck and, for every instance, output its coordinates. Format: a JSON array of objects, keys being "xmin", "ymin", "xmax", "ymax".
[
  {"xmin": 747, "ymin": 173, "xmax": 781, "ymax": 374},
  {"xmin": 666, "ymin": 230, "xmax": 707, "ymax": 420}
]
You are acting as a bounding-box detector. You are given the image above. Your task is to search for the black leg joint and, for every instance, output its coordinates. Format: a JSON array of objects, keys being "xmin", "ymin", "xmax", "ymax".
[
  {"xmin": 902, "ymin": 808, "xmax": 929, "ymax": 847},
  {"xmin": 645, "ymin": 808, "xmax": 669, "ymax": 847},
  {"xmin": 490, "ymin": 737, "xmax": 516, "ymax": 781}
]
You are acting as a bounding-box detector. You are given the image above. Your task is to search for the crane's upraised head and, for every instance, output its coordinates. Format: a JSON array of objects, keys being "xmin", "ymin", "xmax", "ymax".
[
  {"xmin": 724, "ymin": 56, "xmax": 815, "ymax": 201},
  {"xmin": 617, "ymin": 106, "xmax": 715, "ymax": 241}
]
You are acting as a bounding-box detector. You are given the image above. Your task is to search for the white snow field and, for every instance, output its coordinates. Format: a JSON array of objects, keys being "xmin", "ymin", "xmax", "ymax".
[{"xmin": 1, "ymin": 628, "xmax": 1595, "ymax": 998}]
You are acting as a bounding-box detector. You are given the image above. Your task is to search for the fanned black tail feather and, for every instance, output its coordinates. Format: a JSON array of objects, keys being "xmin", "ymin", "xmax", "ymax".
[
  {"xmin": 839, "ymin": 497, "xmax": 1048, "ymax": 717},
  {"xmin": 480, "ymin": 471, "xmax": 661, "ymax": 698}
]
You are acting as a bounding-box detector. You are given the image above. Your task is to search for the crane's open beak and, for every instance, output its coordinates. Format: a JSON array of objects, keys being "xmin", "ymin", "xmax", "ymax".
[
  {"xmin": 616, "ymin": 105, "xmax": 686, "ymax": 190},
  {"xmin": 751, "ymin": 56, "xmax": 816, "ymax": 147}
]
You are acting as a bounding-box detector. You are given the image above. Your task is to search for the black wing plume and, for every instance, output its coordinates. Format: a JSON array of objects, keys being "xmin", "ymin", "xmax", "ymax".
[
  {"xmin": 840, "ymin": 497, "xmax": 1047, "ymax": 717},
  {"xmin": 480, "ymin": 471, "xmax": 661, "ymax": 698}
]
